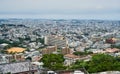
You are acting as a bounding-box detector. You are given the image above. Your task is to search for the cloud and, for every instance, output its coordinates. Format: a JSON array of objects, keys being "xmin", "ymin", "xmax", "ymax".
[{"xmin": 0, "ymin": 0, "xmax": 120, "ymax": 19}]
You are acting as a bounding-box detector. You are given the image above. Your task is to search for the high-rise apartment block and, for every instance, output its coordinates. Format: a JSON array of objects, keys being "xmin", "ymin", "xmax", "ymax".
[{"xmin": 45, "ymin": 35, "xmax": 67, "ymax": 48}]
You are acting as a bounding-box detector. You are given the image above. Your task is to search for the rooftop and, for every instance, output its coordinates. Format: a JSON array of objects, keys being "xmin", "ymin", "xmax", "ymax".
[
  {"xmin": 0, "ymin": 61, "xmax": 37, "ymax": 73},
  {"xmin": 7, "ymin": 47, "xmax": 25, "ymax": 53},
  {"xmin": 64, "ymin": 54, "xmax": 79, "ymax": 59}
]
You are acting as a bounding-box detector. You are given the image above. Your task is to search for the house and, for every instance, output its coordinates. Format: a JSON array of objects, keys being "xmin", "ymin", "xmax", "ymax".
[
  {"xmin": 64, "ymin": 54, "xmax": 91, "ymax": 66},
  {"xmin": 74, "ymin": 70, "xmax": 84, "ymax": 74},
  {"xmin": 105, "ymin": 48, "xmax": 119, "ymax": 53},
  {"xmin": 0, "ymin": 43, "xmax": 9, "ymax": 49},
  {"xmin": 106, "ymin": 38, "xmax": 117, "ymax": 44},
  {"xmin": 64, "ymin": 54, "xmax": 80, "ymax": 66}
]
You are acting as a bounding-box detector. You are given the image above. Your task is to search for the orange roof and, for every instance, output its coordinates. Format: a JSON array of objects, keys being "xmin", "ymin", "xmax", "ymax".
[
  {"xmin": 105, "ymin": 48, "xmax": 119, "ymax": 53},
  {"xmin": 111, "ymin": 38, "xmax": 117, "ymax": 41},
  {"xmin": 64, "ymin": 54, "xmax": 79, "ymax": 59},
  {"xmin": 7, "ymin": 47, "xmax": 25, "ymax": 53}
]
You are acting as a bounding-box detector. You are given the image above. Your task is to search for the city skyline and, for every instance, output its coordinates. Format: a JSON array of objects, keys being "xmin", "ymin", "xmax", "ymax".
[{"xmin": 0, "ymin": 0, "xmax": 120, "ymax": 20}]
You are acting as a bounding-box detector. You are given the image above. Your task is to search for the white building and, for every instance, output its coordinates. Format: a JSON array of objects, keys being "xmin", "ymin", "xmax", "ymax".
[{"xmin": 45, "ymin": 35, "xmax": 67, "ymax": 48}]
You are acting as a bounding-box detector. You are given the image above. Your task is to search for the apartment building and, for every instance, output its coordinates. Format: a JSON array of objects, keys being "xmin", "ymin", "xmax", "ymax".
[{"xmin": 45, "ymin": 35, "xmax": 67, "ymax": 48}]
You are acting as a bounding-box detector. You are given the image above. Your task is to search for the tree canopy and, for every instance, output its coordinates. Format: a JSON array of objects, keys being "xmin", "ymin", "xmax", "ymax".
[
  {"xmin": 73, "ymin": 51, "xmax": 93, "ymax": 56},
  {"xmin": 40, "ymin": 54, "xmax": 66, "ymax": 70},
  {"xmin": 71, "ymin": 54, "xmax": 120, "ymax": 73}
]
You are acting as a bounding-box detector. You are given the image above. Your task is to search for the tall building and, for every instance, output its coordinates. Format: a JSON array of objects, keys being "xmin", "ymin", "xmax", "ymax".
[{"xmin": 45, "ymin": 35, "xmax": 67, "ymax": 48}]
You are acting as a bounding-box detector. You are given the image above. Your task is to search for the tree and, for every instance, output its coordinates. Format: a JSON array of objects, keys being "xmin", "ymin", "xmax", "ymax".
[
  {"xmin": 40, "ymin": 54, "xmax": 66, "ymax": 70},
  {"xmin": 0, "ymin": 39, "xmax": 10, "ymax": 44},
  {"xmin": 73, "ymin": 51, "xmax": 93, "ymax": 56},
  {"xmin": 91, "ymin": 54, "xmax": 115, "ymax": 64},
  {"xmin": 36, "ymin": 38, "xmax": 44, "ymax": 44},
  {"xmin": 11, "ymin": 59, "xmax": 16, "ymax": 62},
  {"xmin": 111, "ymin": 44, "xmax": 120, "ymax": 49},
  {"xmin": 86, "ymin": 54, "xmax": 120, "ymax": 73},
  {"xmin": 10, "ymin": 41, "xmax": 21, "ymax": 47},
  {"xmin": 3, "ymin": 45, "xmax": 11, "ymax": 49},
  {"xmin": 71, "ymin": 54, "xmax": 120, "ymax": 73},
  {"xmin": 0, "ymin": 50, "xmax": 7, "ymax": 54},
  {"xmin": 6, "ymin": 72, "xmax": 11, "ymax": 74},
  {"xmin": 26, "ymin": 57, "xmax": 32, "ymax": 61},
  {"xmin": 70, "ymin": 60, "xmax": 85, "ymax": 70},
  {"xmin": 73, "ymin": 52, "xmax": 86, "ymax": 56}
]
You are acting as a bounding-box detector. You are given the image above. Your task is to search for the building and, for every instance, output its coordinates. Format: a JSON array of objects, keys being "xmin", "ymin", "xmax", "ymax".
[
  {"xmin": 0, "ymin": 55, "xmax": 9, "ymax": 64},
  {"xmin": 0, "ymin": 43, "xmax": 9, "ymax": 49},
  {"xmin": 45, "ymin": 35, "xmax": 67, "ymax": 48},
  {"xmin": 14, "ymin": 53, "xmax": 25, "ymax": 61},
  {"xmin": 6, "ymin": 47, "xmax": 26, "ymax": 53},
  {"xmin": 105, "ymin": 48, "xmax": 119, "ymax": 53},
  {"xmin": 106, "ymin": 38, "xmax": 117, "ymax": 44},
  {"xmin": 0, "ymin": 54, "xmax": 25, "ymax": 64},
  {"xmin": 73, "ymin": 70, "xmax": 85, "ymax": 74},
  {"xmin": 61, "ymin": 47, "xmax": 71, "ymax": 55},
  {"xmin": 42, "ymin": 46, "xmax": 57, "ymax": 55},
  {"xmin": 0, "ymin": 61, "xmax": 38, "ymax": 74},
  {"xmin": 64, "ymin": 54, "xmax": 80, "ymax": 66},
  {"xmin": 93, "ymin": 71, "xmax": 120, "ymax": 74},
  {"xmin": 64, "ymin": 54, "xmax": 91, "ymax": 66}
]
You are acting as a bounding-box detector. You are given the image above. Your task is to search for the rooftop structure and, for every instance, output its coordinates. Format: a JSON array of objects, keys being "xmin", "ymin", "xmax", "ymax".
[
  {"xmin": 105, "ymin": 48, "xmax": 119, "ymax": 53},
  {"xmin": 0, "ymin": 61, "xmax": 38, "ymax": 74},
  {"xmin": 7, "ymin": 47, "xmax": 25, "ymax": 53},
  {"xmin": 106, "ymin": 38, "xmax": 117, "ymax": 44}
]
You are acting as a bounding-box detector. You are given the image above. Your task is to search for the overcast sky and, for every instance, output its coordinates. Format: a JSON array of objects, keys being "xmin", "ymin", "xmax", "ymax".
[{"xmin": 0, "ymin": 0, "xmax": 120, "ymax": 20}]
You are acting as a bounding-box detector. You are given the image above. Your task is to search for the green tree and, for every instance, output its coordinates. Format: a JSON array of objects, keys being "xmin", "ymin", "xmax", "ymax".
[
  {"xmin": 0, "ymin": 39, "xmax": 10, "ymax": 44},
  {"xmin": 0, "ymin": 50, "xmax": 7, "ymax": 54},
  {"xmin": 36, "ymin": 38, "xmax": 44, "ymax": 44},
  {"xmin": 70, "ymin": 60, "xmax": 85, "ymax": 69},
  {"xmin": 91, "ymin": 54, "xmax": 115, "ymax": 64},
  {"xmin": 11, "ymin": 59, "xmax": 16, "ymax": 62},
  {"xmin": 71, "ymin": 54, "xmax": 120, "ymax": 73},
  {"xmin": 73, "ymin": 51, "xmax": 93, "ymax": 56},
  {"xmin": 3, "ymin": 45, "xmax": 11, "ymax": 49},
  {"xmin": 6, "ymin": 72, "xmax": 11, "ymax": 74},
  {"xmin": 86, "ymin": 54, "xmax": 120, "ymax": 73},
  {"xmin": 26, "ymin": 57, "xmax": 32, "ymax": 61},
  {"xmin": 11, "ymin": 41, "xmax": 21, "ymax": 47},
  {"xmin": 111, "ymin": 44, "xmax": 120, "ymax": 49},
  {"xmin": 40, "ymin": 54, "xmax": 66, "ymax": 70}
]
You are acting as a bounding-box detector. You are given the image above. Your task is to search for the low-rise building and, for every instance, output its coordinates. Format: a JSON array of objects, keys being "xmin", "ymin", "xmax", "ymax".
[
  {"xmin": 105, "ymin": 48, "xmax": 119, "ymax": 53},
  {"xmin": 64, "ymin": 54, "xmax": 80, "ymax": 66},
  {"xmin": 0, "ymin": 61, "xmax": 38, "ymax": 74},
  {"xmin": 42, "ymin": 46, "xmax": 57, "ymax": 55},
  {"xmin": 64, "ymin": 54, "xmax": 92, "ymax": 66},
  {"xmin": 61, "ymin": 47, "xmax": 71, "ymax": 55}
]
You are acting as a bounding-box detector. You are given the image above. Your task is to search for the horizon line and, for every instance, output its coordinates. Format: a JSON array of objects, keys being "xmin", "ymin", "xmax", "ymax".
[{"xmin": 0, "ymin": 18, "xmax": 120, "ymax": 21}]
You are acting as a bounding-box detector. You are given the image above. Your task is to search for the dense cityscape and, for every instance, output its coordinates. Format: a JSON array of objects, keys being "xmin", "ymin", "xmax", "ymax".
[{"xmin": 0, "ymin": 19, "xmax": 120, "ymax": 74}]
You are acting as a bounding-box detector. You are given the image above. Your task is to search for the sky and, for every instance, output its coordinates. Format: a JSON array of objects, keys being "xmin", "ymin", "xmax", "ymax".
[{"xmin": 0, "ymin": 0, "xmax": 120, "ymax": 20}]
